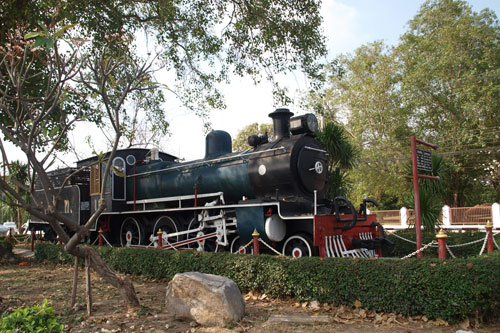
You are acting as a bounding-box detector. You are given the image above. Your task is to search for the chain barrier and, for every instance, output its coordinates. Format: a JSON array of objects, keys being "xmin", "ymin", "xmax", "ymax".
[
  {"xmin": 400, "ymin": 240, "xmax": 437, "ymax": 260},
  {"xmin": 394, "ymin": 229, "xmax": 500, "ymax": 259},
  {"xmin": 446, "ymin": 237, "xmax": 486, "ymax": 248},
  {"xmin": 258, "ymin": 238, "xmax": 284, "ymax": 256},
  {"xmin": 390, "ymin": 232, "xmax": 416, "ymax": 244}
]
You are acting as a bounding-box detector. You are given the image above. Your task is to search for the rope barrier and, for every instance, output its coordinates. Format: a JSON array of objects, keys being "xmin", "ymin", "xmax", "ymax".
[
  {"xmin": 232, "ymin": 239, "xmax": 254, "ymax": 254},
  {"xmin": 493, "ymin": 233, "xmax": 500, "ymax": 250},
  {"xmin": 479, "ymin": 232, "xmax": 488, "ymax": 256},
  {"xmin": 13, "ymin": 235, "xmax": 30, "ymax": 244},
  {"xmin": 258, "ymin": 238, "xmax": 284, "ymax": 256},
  {"xmin": 445, "ymin": 244, "xmax": 456, "ymax": 259}
]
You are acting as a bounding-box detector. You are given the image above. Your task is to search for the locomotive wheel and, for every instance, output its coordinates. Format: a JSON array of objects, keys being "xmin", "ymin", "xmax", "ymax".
[
  {"xmin": 153, "ymin": 216, "xmax": 179, "ymax": 246},
  {"xmin": 186, "ymin": 216, "xmax": 219, "ymax": 252},
  {"xmin": 120, "ymin": 217, "xmax": 143, "ymax": 247},
  {"xmin": 230, "ymin": 236, "xmax": 252, "ymax": 254},
  {"xmin": 282, "ymin": 234, "xmax": 313, "ymax": 258}
]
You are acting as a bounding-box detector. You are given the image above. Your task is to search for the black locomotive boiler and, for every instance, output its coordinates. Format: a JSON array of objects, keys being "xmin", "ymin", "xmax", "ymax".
[{"xmin": 31, "ymin": 108, "xmax": 391, "ymax": 258}]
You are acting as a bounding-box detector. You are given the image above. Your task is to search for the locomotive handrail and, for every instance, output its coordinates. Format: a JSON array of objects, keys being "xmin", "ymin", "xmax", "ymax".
[
  {"xmin": 128, "ymin": 146, "xmax": 287, "ymax": 178},
  {"xmin": 126, "ymin": 191, "xmax": 224, "ymax": 205},
  {"xmin": 304, "ymin": 146, "xmax": 327, "ymax": 154},
  {"xmin": 332, "ymin": 196, "xmax": 358, "ymax": 231}
]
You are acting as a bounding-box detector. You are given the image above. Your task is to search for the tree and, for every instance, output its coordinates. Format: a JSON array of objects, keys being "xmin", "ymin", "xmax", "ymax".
[
  {"xmin": 397, "ymin": 0, "xmax": 500, "ymax": 205},
  {"xmin": 0, "ymin": 27, "xmax": 152, "ymax": 309},
  {"xmin": 305, "ymin": 0, "xmax": 500, "ymax": 208},
  {"xmin": 0, "ymin": 1, "xmax": 327, "ymax": 311},
  {"xmin": 232, "ymin": 123, "xmax": 273, "ymax": 151},
  {"xmin": 1, "ymin": 0, "xmax": 326, "ymax": 113},
  {"xmin": 404, "ymin": 154, "xmax": 448, "ymax": 230},
  {"xmin": 0, "ymin": 161, "xmax": 30, "ymax": 229},
  {"xmin": 315, "ymin": 122, "xmax": 359, "ymax": 199},
  {"xmin": 306, "ymin": 42, "xmax": 410, "ymax": 208}
]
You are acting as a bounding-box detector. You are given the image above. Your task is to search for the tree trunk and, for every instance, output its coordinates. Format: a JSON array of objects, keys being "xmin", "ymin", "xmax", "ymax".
[
  {"xmin": 71, "ymin": 256, "xmax": 78, "ymax": 307},
  {"xmin": 73, "ymin": 246, "xmax": 140, "ymax": 311},
  {"xmin": 85, "ymin": 256, "xmax": 92, "ymax": 316}
]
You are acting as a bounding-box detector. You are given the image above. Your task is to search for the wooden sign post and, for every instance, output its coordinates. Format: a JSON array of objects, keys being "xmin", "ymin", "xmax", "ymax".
[{"xmin": 411, "ymin": 136, "xmax": 439, "ymax": 258}]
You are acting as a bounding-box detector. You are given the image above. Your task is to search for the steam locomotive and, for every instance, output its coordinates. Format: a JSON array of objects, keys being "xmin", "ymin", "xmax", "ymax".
[{"xmin": 31, "ymin": 108, "xmax": 392, "ymax": 258}]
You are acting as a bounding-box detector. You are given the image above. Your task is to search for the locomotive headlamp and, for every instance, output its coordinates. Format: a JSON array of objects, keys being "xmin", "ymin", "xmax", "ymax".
[{"xmin": 290, "ymin": 113, "xmax": 319, "ymax": 135}]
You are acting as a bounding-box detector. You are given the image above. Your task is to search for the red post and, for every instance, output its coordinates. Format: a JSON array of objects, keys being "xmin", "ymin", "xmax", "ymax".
[
  {"xmin": 31, "ymin": 231, "xmax": 35, "ymax": 252},
  {"xmin": 411, "ymin": 136, "xmax": 423, "ymax": 258},
  {"xmin": 436, "ymin": 230, "xmax": 448, "ymax": 260},
  {"xmin": 252, "ymin": 229, "xmax": 260, "ymax": 255},
  {"xmin": 98, "ymin": 228, "xmax": 103, "ymax": 247},
  {"xmin": 157, "ymin": 229, "xmax": 163, "ymax": 248},
  {"xmin": 411, "ymin": 136, "xmax": 439, "ymax": 259},
  {"xmin": 486, "ymin": 220, "xmax": 494, "ymax": 253}
]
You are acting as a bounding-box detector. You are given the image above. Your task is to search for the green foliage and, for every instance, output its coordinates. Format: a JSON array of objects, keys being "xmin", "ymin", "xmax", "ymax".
[
  {"xmin": 397, "ymin": 0, "xmax": 500, "ymax": 205},
  {"xmin": 36, "ymin": 243, "xmax": 500, "ymax": 323},
  {"xmin": 0, "ymin": 238, "xmax": 13, "ymax": 258},
  {"xmin": 304, "ymin": 0, "xmax": 500, "ymax": 207},
  {"xmin": 232, "ymin": 123, "xmax": 273, "ymax": 152},
  {"xmin": 0, "ymin": 161, "xmax": 31, "ymax": 228},
  {"xmin": 0, "ymin": 299, "xmax": 64, "ymax": 332},
  {"xmin": 404, "ymin": 154, "xmax": 447, "ymax": 230},
  {"xmin": 315, "ymin": 122, "xmax": 359, "ymax": 198},
  {"xmin": 1, "ymin": 0, "xmax": 327, "ymax": 115}
]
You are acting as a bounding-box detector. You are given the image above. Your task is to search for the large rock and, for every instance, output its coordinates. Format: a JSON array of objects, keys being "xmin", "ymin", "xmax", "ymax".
[{"xmin": 165, "ymin": 272, "xmax": 245, "ymax": 327}]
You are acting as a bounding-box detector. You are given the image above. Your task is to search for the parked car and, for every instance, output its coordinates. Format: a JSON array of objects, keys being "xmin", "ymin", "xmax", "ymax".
[{"xmin": 2, "ymin": 222, "xmax": 19, "ymax": 235}]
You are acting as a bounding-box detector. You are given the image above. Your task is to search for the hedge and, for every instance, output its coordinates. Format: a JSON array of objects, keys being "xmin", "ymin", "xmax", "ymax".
[
  {"xmin": 387, "ymin": 229, "xmax": 500, "ymax": 258},
  {"xmin": 35, "ymin": 243, "xmax": 500, "ymax": 323},
  {"xmin": 0, "ymin": 239, "xmax": 13, "ymax": 256}
]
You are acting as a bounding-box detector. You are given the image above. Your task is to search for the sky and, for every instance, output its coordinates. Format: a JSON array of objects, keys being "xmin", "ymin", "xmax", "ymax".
[
  {"xmin": 6, "ymin": 0, "xmax": 500, "ymax": 165},
  {"xmin": 155, "ymin": 0, "xmax": 500, "ymax": 161}
]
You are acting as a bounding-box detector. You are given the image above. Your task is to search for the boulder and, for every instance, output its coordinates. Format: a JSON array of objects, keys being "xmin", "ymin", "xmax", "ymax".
[{"xmin": 165, "ymin": 272, "xmax": 245, "ymax": 327}]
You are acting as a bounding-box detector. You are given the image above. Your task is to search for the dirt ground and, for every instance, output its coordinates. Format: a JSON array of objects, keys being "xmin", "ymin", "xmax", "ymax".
[{"xmin": 1, "ymin": 250, "xmax": 499, "ymax": 332}]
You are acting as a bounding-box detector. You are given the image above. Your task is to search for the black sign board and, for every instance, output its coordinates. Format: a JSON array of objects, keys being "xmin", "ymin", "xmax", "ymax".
[{"xmin": 416, "ymin": 148, "xmax": 432, "ymax": 172}]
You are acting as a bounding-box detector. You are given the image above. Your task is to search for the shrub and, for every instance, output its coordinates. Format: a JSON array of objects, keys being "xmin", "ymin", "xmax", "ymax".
[
  {"xmin": 0, "ymin": 239, "xmax": 14, "ymax": 264},
  {"xmin": 35, "ymin": 243, "xmax": 500, "ymax": 323},
  {"xmin": 0, "ymin": 299, "xmax": 64, "ymax": 332}
]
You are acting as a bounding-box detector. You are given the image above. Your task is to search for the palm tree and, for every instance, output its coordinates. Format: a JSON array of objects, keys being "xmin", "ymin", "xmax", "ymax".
[{"xmin": 315, "ymin": 122, "xmax": 359, "ymax": 199}]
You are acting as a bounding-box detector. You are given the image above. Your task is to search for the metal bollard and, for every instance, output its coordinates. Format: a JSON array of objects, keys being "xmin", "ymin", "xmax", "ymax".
[
  {"xmin": 252, "ymin": 229, "xmax": 260, "ymax": 255},
  {"xmin": 157, "ymin": 229, "xmax": 163, "ymax": 248},
  {"xmin": 486, "ymin": 220, "xmax": 494, "ymax": 253},
  {"xmin": 436, "ymin": 230, "xmax": 448, "ymax": 260},
  {"xmin": 98, "ymin": 228, "xmax": 103, "ymax": 247}
]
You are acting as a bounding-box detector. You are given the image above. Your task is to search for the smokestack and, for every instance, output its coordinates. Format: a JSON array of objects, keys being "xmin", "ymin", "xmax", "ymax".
[{"xmin": 268, "ymin": 108, "xmax": 293, "ymax": 141}]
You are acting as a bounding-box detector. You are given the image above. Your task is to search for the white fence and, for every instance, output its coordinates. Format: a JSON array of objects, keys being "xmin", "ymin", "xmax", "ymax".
[{"xmin": 371, "ymin": 203, "xmax": 500, "ymax": 231}]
